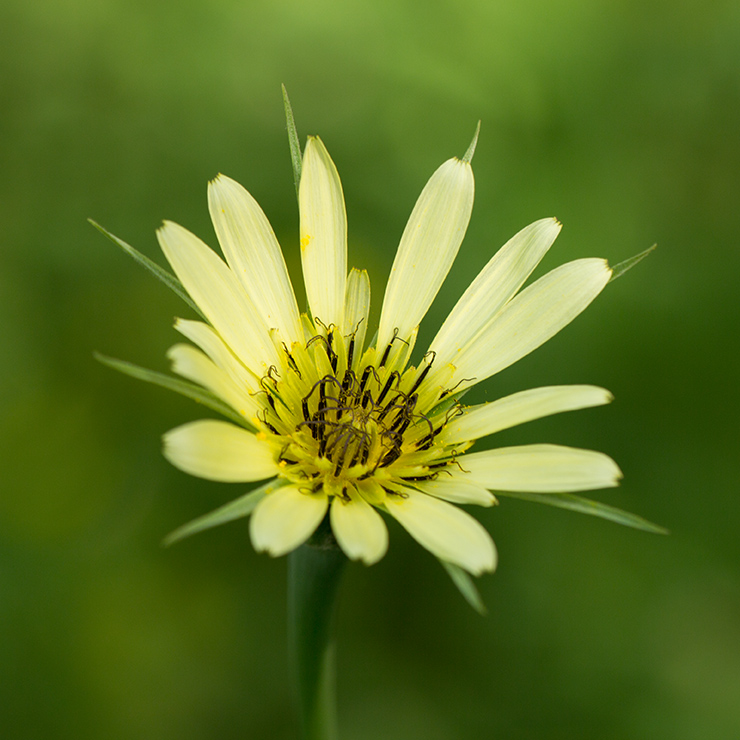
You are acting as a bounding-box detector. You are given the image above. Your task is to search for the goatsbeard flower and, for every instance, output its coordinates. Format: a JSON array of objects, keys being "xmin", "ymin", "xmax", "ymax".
[{"xmin": 153, "ymin": 135, "xmax": 620, "ymax": 576}]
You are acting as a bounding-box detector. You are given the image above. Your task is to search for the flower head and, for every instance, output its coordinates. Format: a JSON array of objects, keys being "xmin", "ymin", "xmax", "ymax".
[{"xmin": 153, "ymin": 134, "xmax": 620, "ymax": 575}]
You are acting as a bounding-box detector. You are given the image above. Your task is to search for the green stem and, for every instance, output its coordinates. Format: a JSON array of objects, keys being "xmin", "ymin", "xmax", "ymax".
[{"xmin": 288, "ymin": 523, "xmax": 346, "ymax": 740}]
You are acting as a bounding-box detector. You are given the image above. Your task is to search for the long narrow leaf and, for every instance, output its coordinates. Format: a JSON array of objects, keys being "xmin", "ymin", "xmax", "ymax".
[
  {"xmin": 89, "ymin": 219, "xmax": 205, "ymax": 319},
  {"xmin": 163, "ymin": 481, "xmax": 281, "ymax": 546},
  {"xmin": 495, "ymin": 490, "xmax": 668, "ymax": 534},
  {"xmin": 440, "ymin": 559, "xmax": 487, "ymax": 614},
  {"xmin": 609, "ymin": 244, "xmax": 657, "ymax": 282},
  {"xmin": 94, "ymin": 352, "xmax": 248, "ymax": 428},
  {"xmin": 282, "ymin": 84, "xmax": 303, "ymax": 201}
]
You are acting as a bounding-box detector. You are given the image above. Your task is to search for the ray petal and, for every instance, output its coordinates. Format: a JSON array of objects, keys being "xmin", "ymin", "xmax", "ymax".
[
  {"xmin": 299, "ymin": 136, "xmax": 347, "ymax": 328},
  {"xmin": 415, "ymin": 479, "xmax": 497, "ymax": 507},
  {"xmin": 441, "ymin": 385, "xmax": 613, "ymax": 444},
  {"xmin": 250, "ymin": 485, "xmax": 328, "ymax": 557},
  {"xmin": 330, "ymin": 494, "xmax": 388, "ymax": 565},
  {"xmin": 461, "ymin": 444, "xmax": 623, "ymax": 493},
  {"xmin": 449, "ymin": 258, "xmax": 612, "ymax": 390},
  {"xmin": 208, "ymin": 174, "xmax": 302, "ymax": 343},
  {"xmin": 163, "ymin": 419, "xmax": 279, "ymax": 482},
  {"xmin": 157, "ymin": 221, "xmax": 278, "ymax": 372},
  {"xmin": 385, "ymin": 489, "xmax": 496, "ymax": 575},
  {"xmin": 377, "ymin": 157, "xmax": 474, "ymax": 349},
  {"xmin": 430, "ymin": 217, "xmax": 561, "ymax": 364}
]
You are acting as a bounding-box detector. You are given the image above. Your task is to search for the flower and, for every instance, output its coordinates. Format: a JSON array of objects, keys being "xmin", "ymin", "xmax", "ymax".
[{"xmin": 156, "ymin": 135, "xmax": 620, "ymax": 575}]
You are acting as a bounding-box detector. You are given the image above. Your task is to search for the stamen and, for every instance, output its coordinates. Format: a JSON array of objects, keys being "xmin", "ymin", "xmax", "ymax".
[
  {"xmin": 376, "ymin": 371, "xmax": 400, "ymax": 406},
  {"xmin": 346, "ymin": 336, "xmax": 355, "ymax": 370},
  {"xmin": 407, "ymin": 353, "xmax": 435, "ymax": 396}
]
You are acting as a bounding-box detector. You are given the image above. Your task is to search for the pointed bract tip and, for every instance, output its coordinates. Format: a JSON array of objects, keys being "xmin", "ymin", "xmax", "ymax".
[
  {"xmin": 609, "ymin": 243, "xmax": 657, "ymax": 283},
  {"xmin": 462, "ymin": 121, "xmax": 481, "ymax": 163}
]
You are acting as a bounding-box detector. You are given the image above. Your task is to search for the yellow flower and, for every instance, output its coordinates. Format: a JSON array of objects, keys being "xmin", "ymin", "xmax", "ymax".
[{"xmin": 157, "ymin": 135, "xmax": 619, "ymax": 574}]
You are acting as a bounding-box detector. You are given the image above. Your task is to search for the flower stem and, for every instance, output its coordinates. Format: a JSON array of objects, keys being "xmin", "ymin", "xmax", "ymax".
[{"xmin": 288, "ymin": 522, "xmax": 346, "ymax": 740}]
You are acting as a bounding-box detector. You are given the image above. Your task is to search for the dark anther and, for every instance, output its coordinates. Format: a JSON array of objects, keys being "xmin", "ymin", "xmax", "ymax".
[
  {"xmin": 265, "ymin": 393, "xmax": 276, "ymax": 411},
  {"xmin": 346, "ymin": 336, "xmax": 355, "ymax": 370},
  {"xmin": 377, "ymin": 396, "xmax": 406, "ymax": 423},
  {"xmin": 379, "ymin": 342, "xmax": 393, "ymax": 368},
  {"xmin": 403, "ymin": 472, "xmax": 440, "ymax": 482},
  {"xmin": 338, "ymin": 369, "xmax": 355, "ymax": 409},
  {"xmin": 379, "ymin": 328, "xmax": 409, "ymax": 368},
  {"xmin": 258, "ymin": 410, "xmax": 280, "ymax": 436},
  {"xmin": 282, "ymin": 343, "xmax": 302, "ymax": 378},
  {"xmin": 379, "ymin": 446, "xmax": 402, "ymax": 467},
  {"xmin": 340, "ymin": 369, "xmax": 354, "ymax": 393},
  {"xmin": 376, "ymin": 371, "xmax": 400, "ymax": 406},
  {"xmin": 389, "ymin": 415, "xmax": 411, "ymax": 437},
  {"xmin": 345, "ymin": 318, "xmax": 365, "ymax": 370},
  {"xmin": 407, "ymin": 360, "xmax": 434, "ymax": 397},
  {"xmin": 306, "ymin": 332, "xmax": 338, "ymax": 371},
  {"xmin": 358, "ymin": 365, "xmax": 379, "ymax": 394},
  {"xmin": 416, "ymin": 424, "xmax": 445, "ymax": 450}
]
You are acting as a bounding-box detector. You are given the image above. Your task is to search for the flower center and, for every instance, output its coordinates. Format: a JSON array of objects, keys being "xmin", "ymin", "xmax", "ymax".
[{"xmin": 255, "ymin": 326, "xmax": 465, "ymax": 492}]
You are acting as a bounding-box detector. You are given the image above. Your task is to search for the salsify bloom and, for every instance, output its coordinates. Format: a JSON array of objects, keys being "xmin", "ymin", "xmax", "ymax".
[{"xmin": 154, "ymin": 135, "xmax": 620, "ymax": 575}]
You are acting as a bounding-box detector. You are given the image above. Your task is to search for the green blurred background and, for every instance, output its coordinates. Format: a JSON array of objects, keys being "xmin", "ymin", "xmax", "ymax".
[{"xmin": 2, "ymin": 0, "xmax": 739, "ymax": 738}]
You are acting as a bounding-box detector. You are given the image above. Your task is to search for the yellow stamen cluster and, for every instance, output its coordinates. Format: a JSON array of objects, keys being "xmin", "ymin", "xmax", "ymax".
[{"xmin": 256, "ymin": 323, "xmax": 469, "ymax": 499}]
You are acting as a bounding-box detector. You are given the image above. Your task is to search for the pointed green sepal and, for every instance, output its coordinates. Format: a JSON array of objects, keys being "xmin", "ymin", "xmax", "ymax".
[
  {"xmin": 609, "ymin": 244, "xmax": 657, "ymax": 282},
  {"xmin": 495, "ymin": 490, "xmax": 668, "ymax": 534},
  {"xmin": 440, "ymin": 559, "xmax": 487, "ymax": 615},
  {"xmin": 94, "ymin": 352, "xmax": 249, "ymax": 428},
  {"xmin": 462, "ymin": 120, "xmax": 481, "ymax": 163},
  {"xmin": 282, "ymin": 84, "xmax": 303, "ymax": 201},
  {"xmin": 163, "ymin": 480, "xmax": 282, "ymax": 546},
  {"xmin": 89, "ymin": 219, "xmax": 205, "ymax": 319}
]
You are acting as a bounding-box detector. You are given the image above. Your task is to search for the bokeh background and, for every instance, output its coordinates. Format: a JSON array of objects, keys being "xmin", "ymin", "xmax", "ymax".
[{"xmin": 2, "ymin": 0, "xmax": 739, "ymax": 738}]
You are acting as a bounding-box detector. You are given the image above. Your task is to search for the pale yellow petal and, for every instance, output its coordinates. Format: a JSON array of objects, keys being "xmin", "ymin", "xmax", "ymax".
[
  {"xmin": 330, "ymin": 494, "xmax": 388, "ymax": 565},
  {"xmin": 208, "ymin": 174, "xmax": 302, "ymax": 343},
  {"xmin": 174, "ymin": 318, "xmax": 260, "ymax": 394},
  {"xmin": 166, "ymin": 344, "xmax": 261, "ymax": 423},
  {"xmin": 377, "ymin": 157, "xmax": 474, "ymax": 349},
  {"xmin": 449, "ymin": 258, "xmax": 612, "ymax": 390},
  {"xmin": 430, "ymin": 217, "xmax": 561, "ymax": 364},
  {"xmin": 163, "ymin": 420, "xmax": 278, "ymax": 482},
  {"xmin": 385, "ymin": 489, "xmax": 496, "ymax": 575},
  {"xmin": 249, "ymin": 485, "xmax": 328, "ymax": 556},
  {"xmin": 343, "ymin": 268, "xmax": 371, "ymax": 365},
  {"xmin": 415, "ymin": 478, "xmax": 497, "ymax": 507},
  {"xmin": 299, "ymin": 137, "xmax": 347, "ymax": 328},
  {"xmin": 441, "ymin": 385, "xmax": 613, "ymax": 444},
  {"xmin": 157, "ymin": 221, "xmax": 278, "ymax": 372},
  {"xmin": 461, "ymin": 444, "xmax": 622, "ymax": 493}
]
